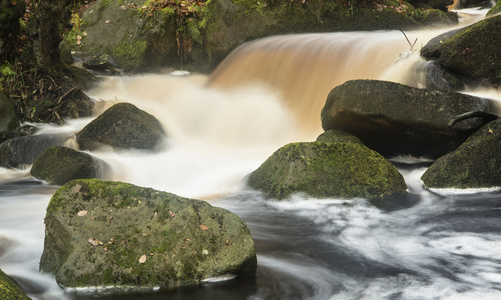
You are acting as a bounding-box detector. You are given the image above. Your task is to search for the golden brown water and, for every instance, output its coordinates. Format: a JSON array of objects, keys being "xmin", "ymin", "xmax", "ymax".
[{"xmin": 207, "ymin": 31, "xmax": 435, "ymax": 134}]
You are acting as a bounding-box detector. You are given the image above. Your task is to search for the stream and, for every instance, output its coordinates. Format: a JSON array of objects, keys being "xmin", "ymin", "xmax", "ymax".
[{"xmin": 1, "ymin": 7, "xmax": 501, "ymax": 300}]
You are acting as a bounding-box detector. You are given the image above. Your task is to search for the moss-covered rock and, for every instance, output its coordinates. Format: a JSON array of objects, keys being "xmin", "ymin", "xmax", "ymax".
[
  {"xmin": 487, "ymin": 0, "xmax": 501, "ymax": 16},
  {"xmin": 421, "ymin": 119, "xmax": 501, "ymax": 189},
  {"xmin": 0, "ymin": 134, "xmax": 69, "ymax": 169},
  {"xmin": 40, "ymin": 179, "xmax": 256, "ymax": 290},
  {"xmin": 246, "ymin": 142, "xmax": 407, "ymax": 200},
  {"xmin": 316, "ymin": 129, "xmax": 363, "ymax": 145},
  {"xmin": 76, "ymin": 102, "xmax": 166, "ymax": 151},
  {"xmin": 0, "ymin": 269, "xmax": 31, "ymax": 300},
  {"xmin": 320, "ymin": 80, "xmax": 495, "ymax": 158},
  {"xmin": 64, "ymin": 0, "xmax": 184, "ymax": 72},
  {"xmin": 421, "ymin": 15, "xmax": 501, "ymax": 87},
  {"xmin": 30, "ymin": 146, "xmax": 110, "ymax": 185},
  {"xmin": 0, "ymin": 91, "xmax": 19, "ymax": 143}
]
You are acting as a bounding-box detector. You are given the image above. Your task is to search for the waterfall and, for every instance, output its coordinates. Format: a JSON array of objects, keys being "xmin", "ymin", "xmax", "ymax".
[{"xmin": 206, "ymin": 25, "xmax": 480, "ymax": 133}]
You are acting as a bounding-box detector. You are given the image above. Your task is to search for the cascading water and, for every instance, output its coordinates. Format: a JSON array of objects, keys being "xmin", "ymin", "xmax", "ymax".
[{"xmin": 1, "ymin": 8, "xmax": 501, "ymax": 300}]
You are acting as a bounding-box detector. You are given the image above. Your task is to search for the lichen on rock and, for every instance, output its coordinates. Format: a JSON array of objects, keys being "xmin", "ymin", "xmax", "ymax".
[{"xmin": 40, "ymin": 179, "xmax": 256, "ymax": 290}]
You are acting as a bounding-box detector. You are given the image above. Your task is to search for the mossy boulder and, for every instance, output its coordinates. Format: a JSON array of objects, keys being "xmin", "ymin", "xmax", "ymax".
[
  {"xmin": 0, "ymin": 91, "xmax": 19, "ymax": 143},
  {"xmin": 40, "ymin": 179, "xmax": 256, "ymax": 290},
  {"xmin": 31, "ymin": 146, "xmax": 110, "ymax": 185},
  {"xmin": 320, "ymin": 80, "xmax": 495, "ymax": 159},
  {"xmin": 0, "ymin": 269, "xmax": 31, "ymax": 300},
  {"xmin": 421, "ymin": 15, "xmax": 501, "ymax": 87},
  {"xmin": 76, "ymin": 102, "xmax": 166, "ymax": 151},
  {"xmin": 0, "ymin": 134, "xmax": 69, "ymax": 169},
  {"xmin": 64, "ymin": 0, "xmax": 191, "ymax": 72},
  {"xmin": 203, "ymin": 0, "xmax": 457, "ymax": 68},
  {"xmin": 316, "ymin": 129, "xmax": 363, "ymax": 145},
  {"xmin": 421, "ymin": 119, "xmax": 501, "ymax": 189},
  {"xmin": 246, "ymin": 142, "xmax": 407, "ymax": 200},
  {"xmin": 487, "ymin": 0, "xmax": 501, "ymax": 16}
]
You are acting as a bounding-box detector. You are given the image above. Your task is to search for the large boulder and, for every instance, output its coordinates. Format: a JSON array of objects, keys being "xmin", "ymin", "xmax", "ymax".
[
  {"xmin": 76, "ymin": 102, "xmax": 166, "ymax": 151},
  {"xmin": 421, "ymin": 119, "xmax": 501, "ymax": 189},
  {"xmin": 0, "ymin": 134, "xmax": 69, "ymax": 169},
  {"xmin": 320, "ymin": 80, "xmax": 495, "ymax": 158},
  {"xmin": 0, "ymin": 92, "xmax": 19, "ymax": 143},
  {"xmin": 0, "ymin": 268, "xmax": 31, "ymax": 300},
  {"xmin": 420, "ymin": 15, "xmax": 501, "ymax": 87},
  {"xmin": 246, "ymin": 142, "xmax": 407, "ymax": 200},
  {"xmin": 30, "ymin": 146, "xmax": 110, "ymax": 185},
  {"xmin": 40, "ymin": 179, "xmax": 256, "ymax": 290},
  {"xmin": 70, "ymin": 0, "xmax": 456, "ymax": 73}
]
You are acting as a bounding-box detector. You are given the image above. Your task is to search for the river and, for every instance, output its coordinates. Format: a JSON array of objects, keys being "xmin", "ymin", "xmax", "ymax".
[{"xmin": 1, "ymin": 7, "xmax": 501, "ymax": 300}]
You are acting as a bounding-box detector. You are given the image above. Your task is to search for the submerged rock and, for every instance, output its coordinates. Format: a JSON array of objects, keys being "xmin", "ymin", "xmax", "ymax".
[
  {"xmin": 320, "ymin": 80, "xmax": 495, "ymax": 158},
  {"xmin": 247, "ymin": 142, "xmax": 407, "ymax": 200},
  {"xmin": 0, "ymin": 268, "xmax": 31, "ymax": 300},
  {"xmin": 421, "ymin": 15, "xmax": 501, "ymax": 87},
  {"xmin": 421, "ymin": 119, "xmax": 501, "ymax": 189},
  {"xmin": 77, "ymin": 102, "xmax": 166, "ymax": 151},
  {"xmin": 0, "ymin": 134, "xmax": 69, "ymax": 169},
  {"xmin": 31, "ymin": 146, "xmax": 110, "ymax": 185},
  {"xmin": 40, "ymin": 179, "xmax": 256, "ymax": 290},
  {"xmin": 0, "ymin": 92, "xmax": 19, "ymax": 143},
  {"xmin": 414, "ymin": 60, "xmax": 464, "ymax": 91}
]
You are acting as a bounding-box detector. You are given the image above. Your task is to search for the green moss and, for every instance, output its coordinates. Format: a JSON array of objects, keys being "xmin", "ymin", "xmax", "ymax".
[
  {"xmin": 0, "ymin": 269, "xmax": 31, "ymax": 300},
  {"xmin": 247, "ymin": 142, "xmax": 407, "ymax": 200},
  {"xmin": 41, "ymin": 179, "xmax": 256, "ymax": 289},
  {"xmin": 430, "ymin": 15, "xmax": 501, "ymax": 84},
  {"xmin": 422, "ymin": 119, "xmax": 501, "ymax": 189},
  {"xmin": 111, "ymin": 39, "xmax": 148, "ymax": 72},
  {"xmin": 487, "ymin": 0, "xmax": 501, "ymax": 17}
]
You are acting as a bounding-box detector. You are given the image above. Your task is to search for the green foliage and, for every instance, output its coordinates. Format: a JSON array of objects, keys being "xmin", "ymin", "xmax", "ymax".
[
  {"xmin": 139, "ymin": 0, "xmax": 206, "ymax": 60},
  {"xmin": 185, "ymin": 19, "xmax": 202, "ymax": 44}
]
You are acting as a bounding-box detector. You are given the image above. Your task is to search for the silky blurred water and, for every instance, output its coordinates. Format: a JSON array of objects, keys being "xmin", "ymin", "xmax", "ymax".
[{"xmin": 2, "ymin": 8, "xmax": 501, "ymax": 300}]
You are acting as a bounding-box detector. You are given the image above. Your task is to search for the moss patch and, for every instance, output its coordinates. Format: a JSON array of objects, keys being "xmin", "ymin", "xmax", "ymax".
[{"xmin": 0, "ymin": 269, "xmax": 31, "ymax": 300}]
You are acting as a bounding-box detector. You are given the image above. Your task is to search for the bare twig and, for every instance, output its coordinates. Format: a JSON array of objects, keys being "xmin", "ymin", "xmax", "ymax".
[{"xmin": 399, "ymin": 30, "xmax": 417, "ymax": 51}]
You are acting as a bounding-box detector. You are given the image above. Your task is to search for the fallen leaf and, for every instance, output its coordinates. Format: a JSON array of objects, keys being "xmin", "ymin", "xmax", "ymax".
[
  {"xmin": 83, "ymin": 32, "xmax": 88, "ymax": 37},
  {"xmin": 88, "ymin": 238, "xmax": 103, "ymax": 246},
  {"xmin": 139, "ymin": 254, "xmax": 147, "ymax": 263},
  {"xmin": 76, "ymin": 40, "xmax": 81, "ymax": 46},
  {"xmin": 77, "ymin": 210, "xmax": 88, "ymax": 216},
  {"xmin": 200, "ymin": 225, "xmax": 209, "ymax": 231},
  {"xmin": 105, "ymin": 19, "xmax": 110, "ymax": 23}
]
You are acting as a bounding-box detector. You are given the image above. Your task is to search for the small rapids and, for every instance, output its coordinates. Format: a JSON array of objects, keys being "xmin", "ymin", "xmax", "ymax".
[{"xmin": 1, "ymin": 7, "xmax": 501, "ymax": 300}]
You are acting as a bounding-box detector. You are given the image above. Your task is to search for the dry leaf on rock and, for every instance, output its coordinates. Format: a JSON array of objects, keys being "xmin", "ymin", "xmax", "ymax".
[
  {"xmin": 199, "ymin": 225, "xmax": 209, "ymax": 231},
  {"xmin": 139, "ymin": 254, "xmax": 147, "ymax": 264},
  {"xmin": 77, "ymin": 210, "xmax": 88, "ymax": 216}
]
